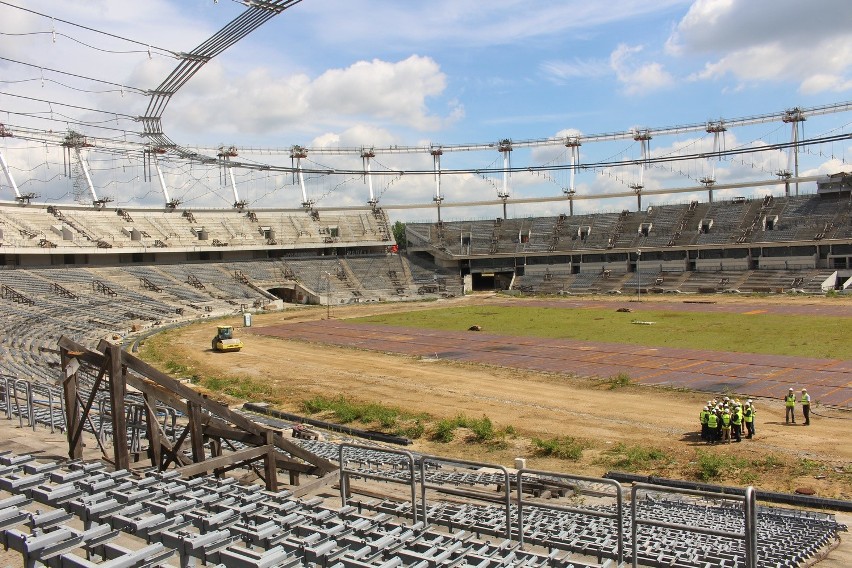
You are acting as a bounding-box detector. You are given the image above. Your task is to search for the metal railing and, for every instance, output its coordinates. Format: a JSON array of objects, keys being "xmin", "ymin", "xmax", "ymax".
[
  {"xmin": 339, "ymin": 443, "xmax": 418, "ymax": 524},
  {"xmin": 517, "ymin": 469, "xmax": 624, "ymax": 565},
  {"xmin": 631, "ymin": 482, "xmax": 757, "ymax": 568}
]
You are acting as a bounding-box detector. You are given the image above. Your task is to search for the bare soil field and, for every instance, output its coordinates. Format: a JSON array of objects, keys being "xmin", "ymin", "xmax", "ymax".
[{"xmin": 141, "ymin": 293, "xmax": 852, "ymax": 502}]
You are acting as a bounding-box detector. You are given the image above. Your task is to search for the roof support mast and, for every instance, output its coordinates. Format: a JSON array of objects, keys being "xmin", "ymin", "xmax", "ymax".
[
  {"xmin": 1, "ymin": 125, "xmax": 38, "ymax": 204},
  {"xmin": 783, "ymin": 107, "xmax": 805, "ymax": 197},
  {"xmin": 218, "ymin": 145, "xmax": 245, "ymax": 210},
  {"xmin": 362, "ymin": 149, "xmax": 377, "ymax": 208},
  {"xmin": 76, "ymin": 147, "xmax": 97, "ymax": 203},
  {"xmin": 62, "ymin": 132, "xmax": 106, "ymax": 207},
  {"xmin": 562, "ymin": 137, "xmax": 581, "ymax": 216},
  {"xmin": 498, "ymin": 139, "xmax": 512, "ymax": 219},
  {"xmin": 630, "ymin": 130, "xmax": 651, "ymax": 211},
  {"xmin": 0, "ymin": 149, "xmax": 21, "ymax": 200},
  {"xmin": 290, "ymin": 146, "xmax": 311, "ymax": 208},
  {"xmin": 701, "ymin": 121, "xmax": 726, "ymax": 202},
  {"xmin": 431, "ymin": 147, "xmax": 444, "ymax": 223},
  {"xmin": 146, "ymin": 148, "xmax": 175, "ymax": 208}
]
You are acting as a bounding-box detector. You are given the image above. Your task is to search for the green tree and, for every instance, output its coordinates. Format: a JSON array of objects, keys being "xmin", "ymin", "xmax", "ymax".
[{"xmin": 391, "ymin": 220, "xmax": 407, "ymax": 248}]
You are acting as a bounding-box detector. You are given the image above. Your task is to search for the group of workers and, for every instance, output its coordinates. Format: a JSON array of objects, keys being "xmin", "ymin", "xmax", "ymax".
[
  {"xmin": 699, "ymin": 397, "xmax": 755, "ymax": 443},
  {"xmin": 699, "ymin": 387, "xmax": 812, "ymax": 443}
]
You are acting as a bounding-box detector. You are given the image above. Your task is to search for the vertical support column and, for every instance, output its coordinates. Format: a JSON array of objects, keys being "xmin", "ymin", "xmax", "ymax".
[
  {"xmin": 431, "ymin": 148, "xmax": 443, "ymax": 223},
  {"xmin": 631, "ymin": 130, "xmax": 651, "ymax": 212},
  {"xmin": 142, "ymin": 391, "xmax": 162, "ymax": 469},
  {"xmin": 783, "ymin": 108, "xmax": 805, "ymax": 197},
  {"xmin": 60, "ymin": 347, "xmax": 82, "ymax": 460},
  {"xmin": 565, "ymin": 137, "xmax": 581, "ymax": 195},
  {"xmin": 497, "ymin": 139, "xmax": 512, "ymax": 219},
  {"xmin": 107, "ymin": 344, "xmax": 129, "ymax": 470},
  {"xmin": 291, "ymin": 146, "xmax": 311, "ymax": 208},
  {"xmin": 702, "ymin": 121, "xmax": 725, "ymax": 201},
  {"xmin": 264, "ymin": 430, "xmax": 278, "ymax": 492},
  {"xmin": 563, "ymin": 137, "xmax": 580, "ymax": 216},
  {"xmin": 217, "ymin": 145, "xmax": 242, "ymax": 208},
  {"xmin": 187, "ymin": 401, "xmax": 206, "ymax": 464},
  {"xmin": 362, "ymin": 149, "xmax": 377, "ymax": 207}
]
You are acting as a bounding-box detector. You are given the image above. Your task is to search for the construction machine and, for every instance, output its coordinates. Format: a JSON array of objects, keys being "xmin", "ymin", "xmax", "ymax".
[{"xmin": 212, "ymin": 325, "xmax": 243, "ymax": 352}]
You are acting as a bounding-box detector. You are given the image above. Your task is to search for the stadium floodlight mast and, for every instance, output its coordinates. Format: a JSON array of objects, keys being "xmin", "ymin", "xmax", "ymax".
[{"xmin": 636, "ymin": 249, "xmax": 642, "ymax": 303}]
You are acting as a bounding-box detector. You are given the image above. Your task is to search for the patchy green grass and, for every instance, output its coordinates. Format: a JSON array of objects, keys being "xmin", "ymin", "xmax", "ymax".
[
  {"xmin": 299, "ymin": 395, "xmax": 429, "ymax": 439},
  {"xmin": 694, "ymin": 451, "xmax": 740, "ymax": 481},
  {"xmin": 429, "ymin": 414, "xmax": 513, "ymax": 446},
  {"xmin": 531, "ymin": 436, "xmax": 589, "ymax": 461},
  {"xmin": 202, "ymin": 375, "xmax": 274, "ymax": 400},
  {"xmin": 352, "ymin": 306, "xmax": 851, "ymax": 358},
  {"xmin": 599, "ymin": 443, "xmax": 671, "ymax": 471},
  {"xmin": 604, "ymin": 373, "xmax": 632, "ymax": 390}
]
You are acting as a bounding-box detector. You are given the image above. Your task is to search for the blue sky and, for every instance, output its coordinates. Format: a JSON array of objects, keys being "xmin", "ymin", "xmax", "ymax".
[{"xmin": 1, "ymin": 0, "xmax": 851, "ymax": 220}]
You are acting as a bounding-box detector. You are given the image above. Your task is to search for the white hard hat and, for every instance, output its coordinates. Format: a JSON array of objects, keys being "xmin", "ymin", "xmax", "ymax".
[
  {"xmin": 747, "ymin": 399, "xmax": 753, "ymax": 404},
  {"xmin": 789, "ymin": 387, "xmax": 794, "ymax": 391}
]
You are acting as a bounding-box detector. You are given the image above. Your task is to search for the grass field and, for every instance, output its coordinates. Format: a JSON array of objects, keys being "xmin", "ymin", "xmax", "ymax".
[
  {"xmin": 137, "ymin": 296, "xmax": 852, "ymax": 501},
  {"xmin": 352, "ymin": 305, "xmax": 852, "ymax": 359}
]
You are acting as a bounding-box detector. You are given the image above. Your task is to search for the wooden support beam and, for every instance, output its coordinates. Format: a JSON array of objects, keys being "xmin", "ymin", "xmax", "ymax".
[
  {"xmin": 126, "ymin": 375, "xmax": 188, "ymax": 416},
  {"xmin": 187, "ymin": 401, "xmax": 206, "ymax": 464},
  {"xmin": 289, "ymin": 472, "xmax": 339, "ymax": 498},
  {"xmin": 162, "ymin": 424, "xmax": 192, "ymax": 469},
  {"xmin": 59, "ymin": 347, "xmax": 82, "ymax": 460},
  {"xmin": 107, "ymin": 343, "xmax": 130, "ymax": 471},
  {"xmin": 173, "ymin": 445, "xmax": 271, "ymax": 478},
  {"xmin": 264, "ymin": 431, "xmax": 278, "ymax": 492},
  {"xmin": 141, "ymin": 393, "xmax": 162, "ymax": 469},
  {"xmin": 59, "ymin": 336, "xmax": 337, "ymax": 474}
]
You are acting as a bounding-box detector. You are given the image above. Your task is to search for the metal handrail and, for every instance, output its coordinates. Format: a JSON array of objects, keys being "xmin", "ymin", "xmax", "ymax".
[
  {"xmin": 517, "ymin": 469, "xmax": 624, "ymax": 565},
  {"xmin": 419, "ymin": 455, "xmax": 512, "ymax": 540},
  {"xmin": 630, "ymin": 482, "xmax": 757, "ymax": 568},
  {"xmin": 339, "ymin": 443, "xmax": 418, "ymax": 524}
]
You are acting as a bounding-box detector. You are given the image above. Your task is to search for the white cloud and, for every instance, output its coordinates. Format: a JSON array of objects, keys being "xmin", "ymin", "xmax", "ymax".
[
  {"xmin": 164, "ymin": 56, "xmax": 460, "ymax": 140},
  {"xmin": 540, "ymin": 58, "xmax": 609, "ymax": 83},
  {"xmin": 300, "ymin": 0, "xmax": 692, "ymax": 50},
  {"xmin": 669, "ymin": 0, "xmax": 852, "ymax": 94},
  {"xmin": 610, "ymin": 44, "xmax": 674, "ymax": 95}
]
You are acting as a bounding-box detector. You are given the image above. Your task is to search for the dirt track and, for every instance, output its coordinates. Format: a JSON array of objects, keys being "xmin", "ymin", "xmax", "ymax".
[{"xmin": 146, "ymin": 293, "xmax": 852, "ymax": 502}]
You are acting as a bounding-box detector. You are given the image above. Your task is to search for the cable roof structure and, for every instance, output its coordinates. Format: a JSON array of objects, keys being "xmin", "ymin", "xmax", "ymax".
[{"xmin": 0, "ymin": 1, "xmax": 851, "ymax": 214}]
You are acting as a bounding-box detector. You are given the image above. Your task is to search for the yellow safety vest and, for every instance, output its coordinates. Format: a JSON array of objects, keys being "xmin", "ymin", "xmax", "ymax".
[{"xmin": 785, "ymin": 394, "xmax": 795, "ymax": 407}]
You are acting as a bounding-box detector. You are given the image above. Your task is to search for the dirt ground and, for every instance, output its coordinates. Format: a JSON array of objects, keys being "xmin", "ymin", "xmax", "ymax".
[{"xmin": 145, "ymin": 293, "xmax": 852, "ymax": 500}]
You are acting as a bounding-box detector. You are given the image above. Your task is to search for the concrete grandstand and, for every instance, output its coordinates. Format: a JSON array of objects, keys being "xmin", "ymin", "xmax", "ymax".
[
  {"xmin": 0, "ymin": 202, "xmax": 463, "ymax": 384},
  {"xmin": 405, "ymin": 183, "xmax": 852, "ymax": 294}
]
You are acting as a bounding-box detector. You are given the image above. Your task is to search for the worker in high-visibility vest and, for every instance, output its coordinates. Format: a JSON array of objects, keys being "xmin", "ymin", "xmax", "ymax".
[
  {"xmin": 731, "ymin": 403, "xmax": 742, "ymax": 442},
  {"xmin": 784, "ymin": 387, "xmax": 796, "ymax": 424},
  {"xmin": 699, "ymin": 406, "xmax": 710, "ymax": 440},
  {"xmin": 706, "ymin": 410, "xmax": 718, "ymax": 444},
  {"xmin": 801, "ymin": 389, "xmax": 811, "ymax": 425},
  {"xmin": 720, "ymin": 409, "xmax": 732, "ymax": 443},
  {"xmin": 744, "ymin": 399, "xmax": 756, "ymax": 438}
]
